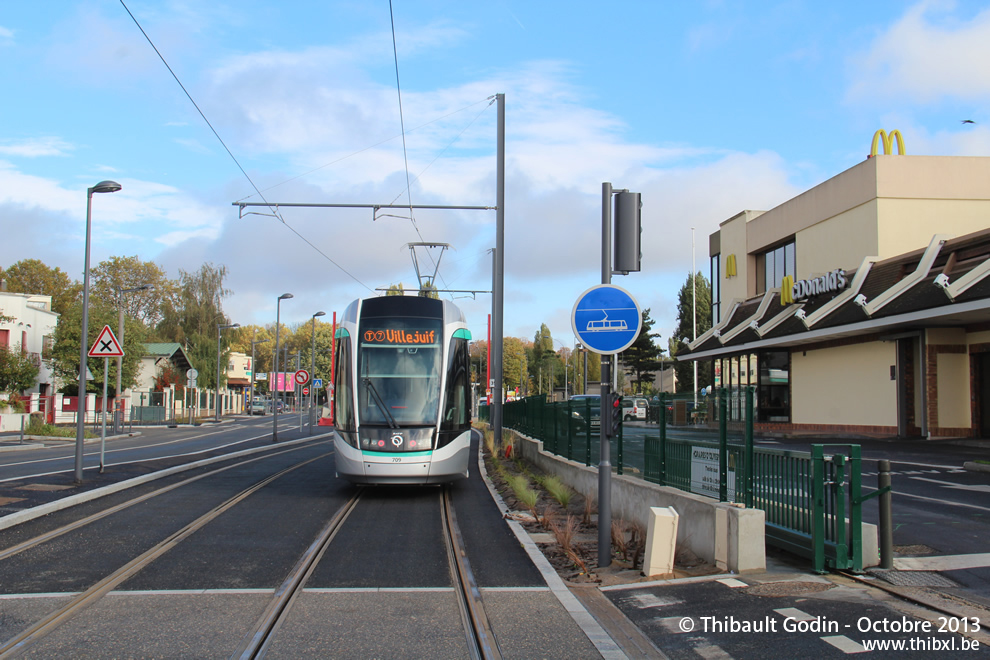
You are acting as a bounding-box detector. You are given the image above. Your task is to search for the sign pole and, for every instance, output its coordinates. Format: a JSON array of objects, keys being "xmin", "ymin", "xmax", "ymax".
[
  {"xmin": 100, "ymin": 357, "xmax": 108, "ymax": 473},
  {"xmin": 599, "ymin": 182, "xmax": 613, "ymax": 569}
]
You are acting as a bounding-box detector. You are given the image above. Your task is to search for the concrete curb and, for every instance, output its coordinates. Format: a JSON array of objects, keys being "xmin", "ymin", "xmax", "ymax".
[
  {"xmin": 963, "ymin": 461, "xmax": 990, "ymax": 474},
  {"xmin": 0, "ymin": 432, "xmax": 143, "ymax": 452},
  {"xmin": 474, "ymin": 430, "xmax": 628, "ymax": 660}
]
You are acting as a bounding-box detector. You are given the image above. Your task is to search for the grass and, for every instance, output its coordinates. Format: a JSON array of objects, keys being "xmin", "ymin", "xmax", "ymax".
[
  {"xmin": 26, "ymin": 422, "xmax": 96, "ymax": 439},
  {"xmin": 543, "ymin": 475, "xmax": 573, "ymax": 508}
]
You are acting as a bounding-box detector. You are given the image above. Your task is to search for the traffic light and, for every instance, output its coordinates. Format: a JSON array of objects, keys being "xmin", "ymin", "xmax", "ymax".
[
  {"xmin": 614, "ymin": 191, "xmax": 642, "ymax": 273},
  {"xmin": 611, "ymin": 393, "xmax": 622, "ymax": 434}
]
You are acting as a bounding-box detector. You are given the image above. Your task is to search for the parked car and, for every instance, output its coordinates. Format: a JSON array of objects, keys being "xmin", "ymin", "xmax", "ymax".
[
  {"xmin": 622, "ymin": 397, "xmax": 649, "ymax": 421},
  {"xmin": 248, "ymin": 398, "xmax": 268, "ymax": 415},
  {"xmin": 568, "ymin": 394, "xmax": 601, "ymax": 431}
]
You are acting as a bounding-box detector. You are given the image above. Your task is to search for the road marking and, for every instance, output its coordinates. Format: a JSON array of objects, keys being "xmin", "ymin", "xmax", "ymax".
[
  {"xmin": 860, "ymin": 484, "xmax": 990, "ymax": 513},
  {"xmin": 692, "ymin": 641, "xmax": 734, "ymax": 659},
  {"xmin": 716, "ymin": 578, "xmax": 748, "ymax": 588},
  {"xmin": 774, "ymin": 607, "xmax": 814, "ymax": 621},
  {"xmin": 628, "ymin": 592, "xmax": 684, "ymax": 609},
  {"xmin": 655, "ymin": 616, "xmax": 692, "ymax": 634},
  {"xmin": 910, "ymin": 476, "xmax": 990, "ymax": 493},
  {"xmin": 822, "ymin": 635, "xmax": 866, "ymax": 653},
  {"xmin": 894, "ymin": 553, "xmax": 990, "ymax": 571}
]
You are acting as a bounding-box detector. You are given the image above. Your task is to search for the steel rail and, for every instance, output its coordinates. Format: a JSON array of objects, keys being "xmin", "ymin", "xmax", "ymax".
[
  {"xmin": 0, "ymin": 452, "xmax": 332, "ymax": 657},
  {"xmin": 230, "ymin": 488, "xmax": 363, "ymax": 660},
  {"xmin": 442, "ymin": 485, "xmax": 503, "ymax": 660},
  {"xmin": 0, "ymin": 442, "xmax": 326, "ymax": 563}
]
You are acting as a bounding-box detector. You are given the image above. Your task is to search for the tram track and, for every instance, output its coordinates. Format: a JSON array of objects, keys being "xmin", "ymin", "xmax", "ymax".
[
  {"xmin": 228, "ymin": 484, "xmax": 503, "ymax": 660},
  {"xmin": 0, "ymin": 441, "xmax": 327, "ymax": 562},
  {"xmin": 1, "ymin": 444, "xmax": 512, "ymax": 658},
  {"xmin": 0, "ymin": 449, "xmax": 333, "ymax": 658}
]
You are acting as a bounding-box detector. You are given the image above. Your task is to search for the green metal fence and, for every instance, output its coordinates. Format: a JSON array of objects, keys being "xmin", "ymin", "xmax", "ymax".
[{"xmin": 497, "ymin": 388, "xmax": 869, "ymax": 572}]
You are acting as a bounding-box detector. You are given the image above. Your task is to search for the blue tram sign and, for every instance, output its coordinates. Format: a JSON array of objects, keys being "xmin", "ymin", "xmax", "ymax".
[{"xmin": 571, "ymin": 284, "xmax": 642, "ymax": 355}]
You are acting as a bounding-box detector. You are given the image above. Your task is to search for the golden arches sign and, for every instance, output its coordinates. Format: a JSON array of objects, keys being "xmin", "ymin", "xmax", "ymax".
[
  {"xmin": 870, "ymin": 129, "xmax": 905, "ymax": 157},
  {"xmin": 780, "ymin": 275, "xmax": 795, "ymax": 305}
]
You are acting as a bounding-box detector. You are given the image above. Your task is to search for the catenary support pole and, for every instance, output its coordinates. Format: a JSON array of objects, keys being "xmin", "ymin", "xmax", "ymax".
[{"xmin": 491, "ymin": 93, "xmax": 505, "ymax": 448}]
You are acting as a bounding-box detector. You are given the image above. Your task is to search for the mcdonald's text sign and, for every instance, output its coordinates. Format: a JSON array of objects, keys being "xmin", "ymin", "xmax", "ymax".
[{"xmin": 780, "ymin": 268, "xmax": 848, "ymax": 305}]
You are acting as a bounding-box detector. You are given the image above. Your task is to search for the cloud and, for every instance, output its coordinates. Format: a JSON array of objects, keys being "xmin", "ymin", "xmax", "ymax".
[
  {"xmin": 847, "ymin": 1, "xmax": 990, "ymax": 104},
  {"xmin": 0, "ymin": 137, "xmax": 74, "ymax": 158},
  {"xmin": 0, "ymin": 25, "xmax": 13, "ymax": 43}
]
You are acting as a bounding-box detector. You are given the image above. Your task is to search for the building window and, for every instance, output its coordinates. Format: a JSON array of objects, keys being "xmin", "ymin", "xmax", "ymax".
[
  {"xmin": 758, "ymin": 350, "xmax": 790, "ymax": 423},
  {"xmin": 41, "ymin": 335, "xmax": 53, "ymax": 361},
  {"xmin": 710, "ymin": 253, "xmax": 721, "ymax": 324},
  {"xmin": 757, "ymin": 241, "xmax": 796, "ymax": 294}
]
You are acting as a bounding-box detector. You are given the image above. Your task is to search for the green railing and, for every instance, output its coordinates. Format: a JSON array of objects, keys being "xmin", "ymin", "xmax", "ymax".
[{"xmin": 498, "ymin": 388, "xmax": 868, "ymax": 572}]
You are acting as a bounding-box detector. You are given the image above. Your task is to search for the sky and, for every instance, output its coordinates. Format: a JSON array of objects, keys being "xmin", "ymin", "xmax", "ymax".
[{"xmin": 3, "ymin": 0, "xmax": 990, "ymax": 352}]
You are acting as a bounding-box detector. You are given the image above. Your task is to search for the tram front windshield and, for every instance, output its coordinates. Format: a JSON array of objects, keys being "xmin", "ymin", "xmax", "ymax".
[{"xmin": 358, "ymin": 318, "xmax": 442, "ymax": 426}]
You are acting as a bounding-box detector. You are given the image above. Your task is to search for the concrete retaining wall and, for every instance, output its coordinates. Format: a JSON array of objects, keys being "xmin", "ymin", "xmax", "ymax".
[
  {"xmin": 507, "ymin": 429, "xmax": 766, "ymax": 574},
  {"xmin": 0, "ymin": 413, "xmax": 29, "ymax": 432}
]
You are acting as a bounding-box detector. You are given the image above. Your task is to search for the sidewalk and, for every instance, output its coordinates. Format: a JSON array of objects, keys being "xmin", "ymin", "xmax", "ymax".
[{"xmin": 573, "ymin": 551, "xmax": 990, "ymax": 658}]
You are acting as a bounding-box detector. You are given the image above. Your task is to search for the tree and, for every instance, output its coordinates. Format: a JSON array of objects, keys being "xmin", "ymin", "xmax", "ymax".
[
  {"xmin": 1, "ymin": 259, "xmax": 81, "ymax": 316},
  {"xmin": 502, "ymin": 337, "xmax": 528, "ymax": 394},
  {"xmin": 48, "ymin": 301, "xmax": 147, "ymax": 395},
  {"xmin": 418, "ymin": 281, "xmax": 440, "ymax": 299},
  {"xmin": 90, "ymin": 255, "xmax": 174, "ymax": 328},
  {"xmin": 0, "ymin": 343, "xmax": 40, "ymax": 394},
  {"xmin": 528, "ymin": 324, "xmax": 562, "ymax": 395},
  {"xmin": 385, "ymin": 284, "xmax": 405, "ymax": 296},
  {"xmin": 155, "ymin": 263, "xmax": 232, "ymax": 390},
  {"xmin": 673, "ymin": 271, "xmax": 713, "ymax": 394},
  {"xmin": 622, "ymin": 308, "xmax": 665, "ymax": 393}
]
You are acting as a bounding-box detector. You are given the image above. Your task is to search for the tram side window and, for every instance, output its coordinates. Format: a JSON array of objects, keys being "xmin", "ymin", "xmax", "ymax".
[
  {"xmin": 334, "ymin": 335, "xmax": 355, "ymax": 433},
  {"xmin": 439, "ymin": 337, "xmax": 470, "ymax": 444}
]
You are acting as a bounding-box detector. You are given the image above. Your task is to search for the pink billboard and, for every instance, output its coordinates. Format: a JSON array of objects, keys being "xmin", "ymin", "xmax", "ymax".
[{"xmin": 268, "ymin": 372, "xmax": 294, "ymax": 392}]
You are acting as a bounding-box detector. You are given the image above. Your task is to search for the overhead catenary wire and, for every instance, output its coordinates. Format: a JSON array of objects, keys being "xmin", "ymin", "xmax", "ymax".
[
  {"xmin": 119, "ymin": 0, "xmax": 373, "ymax": 293},
  {"xmin": 234, "ymin": 96, "xmax": 495, "ymax": 205}
]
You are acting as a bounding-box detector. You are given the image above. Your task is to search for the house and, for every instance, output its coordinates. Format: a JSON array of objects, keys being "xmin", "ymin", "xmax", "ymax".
[{"xmin": 0, "ymin": 290, "xmax": 59, "ymax": 395}]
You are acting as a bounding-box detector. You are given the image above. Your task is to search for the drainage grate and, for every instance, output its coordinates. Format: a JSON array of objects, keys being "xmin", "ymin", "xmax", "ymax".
[
  {"xmin": 894, "ymin": 544, "xmax": 939, "ymax": 556},
  {"xmin": 867, "ymin": 569, "xmax": 959, "ymax": 588}
]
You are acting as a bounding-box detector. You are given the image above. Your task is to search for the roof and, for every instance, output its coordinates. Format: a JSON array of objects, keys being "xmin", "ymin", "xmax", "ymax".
[
  {"xmin": 142, "ymin": 343, "xmax": 193, "ymax": 372},
  {"xmin": 680, "ymin": 227, "xmax": 990, "ymax": 361}
]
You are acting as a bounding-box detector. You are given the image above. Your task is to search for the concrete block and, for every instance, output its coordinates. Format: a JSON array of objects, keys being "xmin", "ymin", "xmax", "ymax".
[{"xmin": 643, "ymin": 506, "xmax": 679, "ymax": 577}]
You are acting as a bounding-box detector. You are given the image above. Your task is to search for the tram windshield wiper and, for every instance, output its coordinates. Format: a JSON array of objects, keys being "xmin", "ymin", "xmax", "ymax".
[{"xmin": 363, "ymin": 377, "xmax": 399, "ymax": 429}]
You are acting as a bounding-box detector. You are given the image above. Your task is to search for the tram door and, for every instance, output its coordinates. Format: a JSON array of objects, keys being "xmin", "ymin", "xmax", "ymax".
[{"xmin": 979, "ymin": 352, "xmax": 990, "ymax": 437}]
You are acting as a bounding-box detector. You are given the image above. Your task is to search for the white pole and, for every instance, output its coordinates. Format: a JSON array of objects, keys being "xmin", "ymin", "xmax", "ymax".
[
  {"xmin": 692, "ymin": 227, "xmax": 698, "ymax": 409},
  {"xmin": 100, "ymin": 357, "xmax": 108, "ymax": 473}
]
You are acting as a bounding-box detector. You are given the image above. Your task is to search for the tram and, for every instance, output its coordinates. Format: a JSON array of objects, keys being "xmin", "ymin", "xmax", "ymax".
[{"xmin": 332, "ymin": 295, "xmax": 473, "ymax": 484}]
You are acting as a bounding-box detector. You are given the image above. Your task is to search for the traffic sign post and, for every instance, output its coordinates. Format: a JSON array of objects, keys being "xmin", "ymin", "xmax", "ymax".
[{"xmin": 87, "ymin": 325, "xmax": 125, "ymax": 475}]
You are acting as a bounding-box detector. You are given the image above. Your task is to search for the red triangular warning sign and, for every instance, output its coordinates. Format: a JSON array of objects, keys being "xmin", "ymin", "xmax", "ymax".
[{"xmin": 88, "ymin": 325, "xmax": 125, "ymax": 357}]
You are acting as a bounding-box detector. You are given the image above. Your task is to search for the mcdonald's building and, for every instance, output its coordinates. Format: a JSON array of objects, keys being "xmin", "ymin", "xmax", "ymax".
[{"xmin": 678, "ymin": 131, "xmax": 990, "ymax": 438}]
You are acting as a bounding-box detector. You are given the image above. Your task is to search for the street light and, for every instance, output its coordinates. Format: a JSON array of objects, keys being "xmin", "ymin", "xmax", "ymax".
[
  {"xmin": 310, "ymin": 311, "xmax": 326, "ymax": 435},
  {"xmin": 250, "ymin": 332, "xmax": 269, "ymax": 405},
  {"xmin": 115, "ymin": 283, "xmax": 152, "ymax": 432},
  {"xmin": 216, "ymin": 322, "xmax": 240, "ymax": 422},
  {"xmin": 273, "ymin": 293, "xmax": 293, "ymax": 441},
  {"xmin": 75, "ymin": 181, "xmax": 122, "ymax": 483}
]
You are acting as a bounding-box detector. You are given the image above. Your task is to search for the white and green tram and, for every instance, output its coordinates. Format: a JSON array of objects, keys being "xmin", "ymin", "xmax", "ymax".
[{"xmin": 332, "ymin": 295, "xmax": 472, "ymax": 484}]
